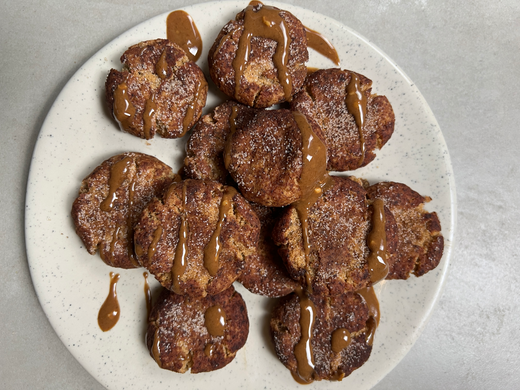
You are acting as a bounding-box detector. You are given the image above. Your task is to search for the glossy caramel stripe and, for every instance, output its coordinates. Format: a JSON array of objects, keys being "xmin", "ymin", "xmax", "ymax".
[
  {"xmin": 172, "ymin": 181, "xmax": 189, "ymax": 294},
  {"xmin": 182, "ymin": 78, "xmax": 208, "ymax": 136},
  {"xmin": 233, "ymin": 1, "xmax": 293, "ymax": 100},
  {"xmin": 113, "ymin": 83, "xmax": 136, "ymax": 132},
  {"xmin": 345, "ymin": 72, "xmax": 368, "ymax": 165},
  {"xmin": 357, "ymin": 286, "xmax": 380, "ymax": 346},
  {"xmin": 203, "ymin": 186, "xmax": 237, "ymax": 276},
  {"xmin": 143, "ymin": 98, "xmax": 157, "ymax": 140},
  {"xmin": 143, "ymin": 272, "xmax": 152, "ymax": 321},
  {"xmin": 331, "ymin": 328, "xmax": 352, "ymax": 353},
  {"xmin": 166, "ymin": 10, "xmax": 203, "ymax": 62},
  {"xmin": 97, "ymin": 272, "xmax": 121, "ymax": 332},
  {"xmin": 152, "ymin": 328, "xmax": 162, "ymax": 367},
  {"xmin": 101, "ymin": 156, "xmax": 133, "ymax": 212},
  {"xmin": 293, "ymin": 287, "xmax": 316, "ymax": 384},
  {"xmin": 204, "ymin": 305, "xmax": 227, "ymax": 337},
  {"xmin": 304, "ymin": 26, "xmax": 340, "ymax": 66},
  {"xmin": 367, "ymin": 199, "xmax": 389, "ymax": 284},
  {"xmin": 292, "ymin": 111, "xmax": 332, "ymax": 289}
]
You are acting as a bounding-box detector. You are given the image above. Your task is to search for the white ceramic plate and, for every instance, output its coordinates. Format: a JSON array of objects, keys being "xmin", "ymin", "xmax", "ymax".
[{"xmin": 25, "ymin": 1, "xmax": 456, "ymax": 389}]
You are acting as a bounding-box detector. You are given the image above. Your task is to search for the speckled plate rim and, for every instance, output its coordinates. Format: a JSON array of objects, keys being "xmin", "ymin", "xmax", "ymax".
[{"xmin": 25, "ymin": 1, "xmax": 456, "ymax": 389}]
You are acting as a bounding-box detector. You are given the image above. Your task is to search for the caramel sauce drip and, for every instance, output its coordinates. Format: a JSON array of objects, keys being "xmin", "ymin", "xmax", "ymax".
[
  {"xmin": 100, "ymin": 156, "xmax": 133, "ymax": 212},
  {"xmin": 143, "ymin": 98, "xmax": 157, "ymax": 140},
  {"xmin": 345, "ymin": 72, "xmax": 368, "ymax": 165},
  {"xmin": 293, "ymin": 286, "xmax": 316, "ymax": 384},
  {"xmin": 143, "ymin": 272, "xmax": 152, "ymax": 321},
  {"xmin": 152, "ymin": 328, "xmax": 162, "ymax": 367},
  {"xmin": 304, "ymin": 26, "xmax": 340, "ymax": 66},
  {"xmin": 367, "ymin": 199, "xmax": 389, "ymax": 284},
  {"xmin": 182, "ymin": 78, "xmax": 208, "ymax": 136},
  {"xmin": 203, "ymin": 186, "xmax": 237, "ymax": 276},
  {"xmin": 166, "ymin": 10, "xmax": 203, "ymax": 62},
  {"xmin": 292, "ymin": 111, "xmax": 333, "ymax": 289},
  {"xmin": 148, "ymin": 226, "xmax": 163, "ymax": 261},
  {"xmin": 357, "ymin": 286, "xmax": 380, "ymax": 346},
  {"xmin": 331, "ymin": 328, "xmax": 352, "ymax": 353},
  {"xmin": 204, "ymin": 305, "xmax": 227, "ymax": 337},
  {"xmin": 97, "ymin": 272, "xmax": 121, "ymax": 332},
  {"xmin": 204, "ymin": 343, "xmax": 216, "ymax": 358},
  {"xmin": 155, "ymin": 50, "xmax": 169, "ymax": 80},
  {"xmin": 113, "ymin": 83, "xmax": 136, "ymax": 132},
  {"xmin": 223, "ymin": 106, "xmax": 239, "ymax": 170},
  {"xmin": 306, "ymin": 66, "xmax": 319, "ymax": 76},
  {"xmin": 233, "ymin": 1, "xmax": 293, "ymax": 100},
  {"xmin": 172, "ymin": 181, "xmax": 189, "ymax": 294}
]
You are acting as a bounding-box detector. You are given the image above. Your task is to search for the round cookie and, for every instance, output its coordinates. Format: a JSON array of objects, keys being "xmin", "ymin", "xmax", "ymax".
[
  {"xmin": 183, "ymin": 101, "xmax": 258, "ymax": 184},
  {"xmin": 134, "ymin": 179, "xmax": 260, "ymax": 297},
  {"xmin": 146, "ymin": 285, "xmax": 249, "ymax": 373},
  {"xmin": 366, "ymin": 181, "xmax": 444, "ymax": 279},
  {"xmin": 224, "ymin": 108, "xmax": 325, "ymax": 207},
  {"xmin": 208, "ymin": 2, "xmax": 308, "ymax": 108},
  {"xmin": 105, "ymin": 39, "xmax": 208, "ymax": 139},
  {"xmin": 238, "ymin": 203, "xmax": 298, "ymax": 297},
  {"xmin": 270, "ymin": 290, "xmax": 373, "ymax": 382},
  {"xmin": 291, "ymin": 68, "xmax": 395, "ymax": 171},
  {"xmin": 71, "ymin": 152, "xmax": 176, "ymax": 269},
  {"xmin": 272, "ymin": 175, "xmax": 398, "ymax": 295}
]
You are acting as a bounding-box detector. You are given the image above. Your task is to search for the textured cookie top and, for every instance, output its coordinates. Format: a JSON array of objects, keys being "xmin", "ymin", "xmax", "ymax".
[
  {"xmin": 238, "ymin": 203, "xmax": 298, "ymax": 297},
  {"xmin": 71, "ymin": 152, "xmax": 175, "ymax": 269},
  {"xmin": 225, "ymin": 108, "xmax": 325, "ymax": 207},
  {"xmin": 105, "ymin": 39, "xmax": 208, "ymax": 139},
  {"xmin": 270, "ymin": 291, "xmax": 372, "ymax": 382},
  {"xmin": 291, "ymin": 68, "xmax": 395, "ymax": 171},
  {"xmin": 273, "ymin": 176, "xmax": 398, "ymax": 295},
  {"xmin": 146, "ymin": 285, "xmax": 249, "ymax": 373},
  {"xmin": 183, "ymin": 101, "xmax": 259, "ymax": 184},
  {"xmin": 208, "ymin": 2, "xmax": 308, "ymax": 107},
  {"xmin": 134, "ymin": 179, "xmax": 260, "ymax": 297},
  {"xmin": 366, "ymin": 181, "xmax": 444, "ymax": 279}
]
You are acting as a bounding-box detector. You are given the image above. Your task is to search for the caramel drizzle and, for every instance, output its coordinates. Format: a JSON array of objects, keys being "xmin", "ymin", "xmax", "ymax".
[
  {"xmin": 97, "ymin": 272, "xmax": 121, "ymax": 332},
  {"xmin": 155, "ymin": 50, "xmax": 169, "ymax": 80},
  {"xmin": 367, "ymin": 199, "xmax": 389, "ymax": 284},
  {"xmin": 113, "ymin": 83, "xmax": 136, "ymax": 132},
  {"xmin": 147, "ymin": 226, "xmax": 163, "ymax": 261},
  {"xmin": 304, "ymin": 26, "xmax": 340, "ymax": 66},
  {"xmin": 293, "ymin": 286, "xmax": 316, "ymax": 384},
  {"xmin": 166, "ymin": 10, "xmax": 203, "ymax": 62},
  {"xmin": 151, "ymin": 328, "xmax": 162, "ymax": 367},
  {"xmin": 143, "ymin": 272, "xmax": 152, "ymax": 321},
  {"xmin": 345, "ymin": 72, "xmax": 368, "ymax": 165},
  {"xmin": 172, "ymin": 181, "xmax": 189, "ymax": 294},
  {"xmin": 204, "ymin": 343, "xmax": 216, "ymax": 358},
  {"xmin": 182, "ymin": 78, "xmax": 208, "ymax": 136},
  {"xmin": 223, "ymin": 106, "xmax": 239, "ymax": 170},
  {"xmin": 143, "ymin": 98, "xmax": 157, "ymax": 140},
  {"xmin": 357, "ymin": 286, "xmax": 380, "ymax": 346},
  {"xmin": 292, "ymin": 111, "xmax": 333, "ymax": 289},
  {"xmin": 101, "ymin": 156, "xmax": 133, "ymax": 212},
  {"xmin": 204, "ymin": 305, "xmax": 227, "ymax": 337},
  {"xmin": 233, "ymin": 1, "xmax": 293, "ymax": 100},
  {"xmin": 331, "ymin": 328, "xmax": 352, "ymax": 353},
  {"xmin": 203, "ymin": 186, "xmax": 237, "ymax": 276}
]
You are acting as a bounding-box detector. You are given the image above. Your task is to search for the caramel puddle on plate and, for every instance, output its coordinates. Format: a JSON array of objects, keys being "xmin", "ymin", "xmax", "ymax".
[{"xmin": 98, "ymin": 272, "xmax": 121, "ymax": 332}]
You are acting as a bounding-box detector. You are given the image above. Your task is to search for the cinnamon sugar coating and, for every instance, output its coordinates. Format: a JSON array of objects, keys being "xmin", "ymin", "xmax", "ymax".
[
  {"xmin": 146, "ymin": 285, "xmax": 249, "ymax": 373},
  {"xmin": 105, "ymin": 39, "xmax": 207, "ymax": 139},
  {"xmin": 71, "ymin": 152, "xmax": 175, "ymax": 269},
  {"xmin": 272, "ymin": 176, "xmax": 398, "ymax": 295},
  {"xmin": 291, "ymin": 68, "xmax": 395, "ymax": 171},
  {"xmin": 238, "ymin": 203, "xmax": 298, "ymax": 297},
  {"xmin": 366, "ymin": 181, "xmax": 444, "ymax": 279},
  {"xmin": 225, "ymin": 108, "xmax": 325, "ymax": 207},
  {"xmin": 270, "ymin": 291, "xmax": 372, "ymax": 381},
  {"xmin": 207, "ymin": 4, "xmax": 308, "ymax": 107},
  {"xmin": 184, "ymin": 101, "xmax": 258, "ymax": 184},
  {"xmin": 134, "ymin": 179, "xmax": 260, "ymax": 297}
]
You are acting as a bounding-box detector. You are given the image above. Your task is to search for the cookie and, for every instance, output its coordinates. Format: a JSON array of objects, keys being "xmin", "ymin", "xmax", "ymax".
[
  {"xmin": 105, "ymin": 39, "xmax": 208, "ymax": 139},
  {"xmin": 71, "ymin": 152, "xmax": 176, "ymax": 268},
  {"xmin": 134, "ymin": 179, "xmax": 260, "ymax": 297},
  {"xmin": 146, "ymin": 285, "xmax": 249, "ymax": 373}
]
